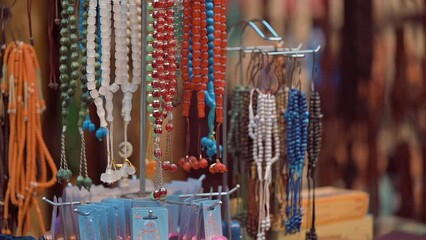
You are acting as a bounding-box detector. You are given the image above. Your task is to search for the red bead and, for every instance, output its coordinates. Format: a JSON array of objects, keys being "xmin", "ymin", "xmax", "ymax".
[
  {"xmin": 169, "ymin": 164, "xmax": 177, "ymax": 173},
  {"xmin": 154, "ymin": 148, "xmax": 162, "ymax": 157},
  {"xmin": 164, "ymin": 104, "xmax": 173, "ymax": 112},
  {"xmin": 179, "ymin": 157, "xmax": 186, "ymax": 166},
  {"xmin": 163, "ymin": 94, "xmax": 173, "ymax": 102},
  {"xmin": 162, "ymin": 161, "xmax": 171, "ymax": 170},
  {"xmin": 153, "ymin": 110, "xmax": 161, "ymax": 118},
  {"xmin": 159, "ymin": 187, "xmax": 168, "ymax": 198},
  {"xmin": 152, "ymin": 190, "xmax": 161, "ymax": 199},
  {"xmin": 192, "ymin": 161, "xmax": 200, "ymax": 170},
  {"xmin": 155, "ymin": 118, "xmax": 163, "ymax": 125},
  {"xmin": 162, "ymin": 111, "xmax": 168, "ymax": 119},
  {"xmin": 154, "ymin": 127, "xmax": 163, "ymax": 134},
  {"xmin": 183, "ymin": 162, "xmax": 192, "ymax": 171},
  {"xmin": 168, "ymin": 88, "xmax": 176, "ymax": 95},
  {"xmin": 165, "ymin": 123, "xmax": 174, "ymax": 132},
  {"xmin": 199, "ymin": 158, "xmax": 209, "ymax": 169}
]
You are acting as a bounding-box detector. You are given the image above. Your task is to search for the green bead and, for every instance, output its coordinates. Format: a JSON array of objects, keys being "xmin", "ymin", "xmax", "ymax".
[
  {"xmin": 67, "ymin": 88, "xmax": 75, "ymax": 97},
  {"xmin": 146, "ymin": 64, "xmax": 153, "ymax": 72},
  {"xmin": 59, "ymin": 64, "xmax": 68, "ymax": 73},
  {"xmin": 71, "ymin": 62, "xmax": 79, "ymax": 71},
  {"xmin": 60, "ymin": 56, "xmax": 68, "ymax": 64},
  {"xmin": 60, "ymin": 37, "xmax": 70, "ymax": 46},
  {"xmin": 70, "ymin": 80, "xmax": 78, "ymax": 88},
  {"xmin": 146, "ymin": 44, "xmax": 154, "ymax": 52},
  {"xmin": 95, "ymin": 71, "xmax": 101, "ymax": 79},
  {"xmin": 146, "ymin": 75, "xmax": 153, "ymax": 82},
  {"xmin": 60, "ymin": 19, "xmax": 69, "ymax": 27},
  {"xmin": 150, "ymin": 192, "xmax": 155, "ymax": 200},
  {"xmin": 71, "ymin": 52, "xmax": 79, "ymax": 61},
  {"xmin": 146, "ymin": 36, "xmax": 154, "ymax": 43},
  {"xmin": 147, "ymin": 94, "xmax": 154, "ymax": 103},
  {"xmin": 69, "ymin": 15, "xmax": 77, "ymax": 25},
  {"xmin": 147, "ymin": 24, "xmax": 154, "ymax": 32},
  {"xmin": 148, "ymin": 115, "xmax": 155, "ymax": 123},
  {"xmin": 147, "ymin": 105, "xmax": 154, "ymax": 113},
  {"xmin": 63, "ymin": 169, "xmax": 73, "ymax": 181},
  {"xmin": 148, "ymin": 15, "xmax": 154, "ymax": 23},
  {"xmin": 60, "ymin": 46, "xmax": 68, "ymax": 55},
  {"xmin": 83, "ymin": 11, "xmax": 88, "ymax": 18},
  {"xmin": 145, "ymin": 55, "xmax": 154, "ymax": 61},
  {"xmin": 67, "ymin": 6, "xmax": 74, "ymax": 15},
  {"xmin": 94, "ymin": 62, "xmax": 101, "ymax": 70},
  {"xmin": 82, "ymin": 30, "xmax": 88, "ymax": 37},
  {"xmin": 60, "ymin": 28, "xmax": 69, "ymax": 37},
  {"xmin": 81, "ymin": 57, "xmax": 87, "ymax": 66},
  {"xmin": 70, "ymin": 43, "xmax": 78, "ymax": 52},
  {"xmin": 60, "ymin": 83, "xmax": 68, "ymax": 91},
  {"xmin": 146, "ymin": 84, "xmax": 153, "ymax": 92},
  {"xmin": 71, "ymin": 71, "xmax": 80, "ymax": 80},
  {"xmin": 83, "ymin": 177, "xmax": 92, "ymax": 191},
  {"xmin": 61, "ymin": 101, "xmax": 68, "ymax": 108},
  {"xmin": 70, "ymin": 33, "xmax": 78, "ymax": 43},
  {"xmin": 56, "ymin": 169, "xmax": 64, "ymax": 182},
  {"xmin": 76, "ymin": 175, "xmax": 84, "ymax": 190},
  {"xmin": 147, "ymin": 4, "xmax": 154, "ymax": 11},
  {"xmin": 59, "ymin": 74, "xmax": 69, "ymax": 82}
]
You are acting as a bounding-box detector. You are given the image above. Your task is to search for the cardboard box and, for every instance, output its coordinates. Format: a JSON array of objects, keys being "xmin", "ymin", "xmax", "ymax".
[{"xmin": 271, "ymin": 215, "xmax": 373, "ymax": 240}]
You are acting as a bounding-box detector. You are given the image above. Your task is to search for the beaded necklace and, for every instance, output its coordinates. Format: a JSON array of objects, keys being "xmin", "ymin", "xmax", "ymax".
[
  {"xmin": 306, "ymin": 58, "xmax": 322, "ymax": 240},
  {"xmin": 248, "ymin": 89, "xmax": 280, "ymax": 240},
  {"xmin": 179, "ymin": 0, "xmax": 211, "ymax": 172},
  {"xmin": 284, "ymin": 86, "xmax": 309, "ymax": 234},
  {"xmin": 57, "ymin": 0, "xmax": 80, "ymax": 183},
  {"xmin": 2, "ymin": 42, "xmax": 57, "ymax": 235},
  {"xmin": 76, "ymin": 0, "xmax": 93, "ymax": 191},
  {"xmin": 118, "ymin": 0, "xmax": 140, "ymax": 177},
  {"xmin": 210, "ymin": 0, "xmax": 228, "ymax": 173},
  {"xmin": 201, "ymin": 0, "xmax": 220, "ymax": 164},
  {"xmin": 148, "ymin": 0, "xmax": 178, "ymax": 200}
]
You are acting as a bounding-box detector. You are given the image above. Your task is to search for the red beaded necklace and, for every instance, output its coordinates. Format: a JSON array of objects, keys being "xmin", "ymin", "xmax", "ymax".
[
  {"xmin": 151, "ymin": 0, "xmax": 177, "ymax": 200},
  {"xmin": 208, "ymin": 0, "xmax": 227, "ymax": 174}
]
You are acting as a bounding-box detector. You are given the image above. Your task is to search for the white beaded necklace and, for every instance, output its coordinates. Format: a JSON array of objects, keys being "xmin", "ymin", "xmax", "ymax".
[
  {"xmin": 118, "ymin": 0, "xmax": 141, "ymax": 176},
  {"xmin": 248, "ymin": 89, "xmax": 280, "ymax": 240}
]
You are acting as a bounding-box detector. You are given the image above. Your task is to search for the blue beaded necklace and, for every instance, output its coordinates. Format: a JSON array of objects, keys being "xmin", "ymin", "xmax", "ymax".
[
  {"xmin": 201, "ymin": 0, "xmax": 221, "ymax": 160},
  {"xmin": 285, "ymin": 88, "xmax": 309, "ymax": 233}
]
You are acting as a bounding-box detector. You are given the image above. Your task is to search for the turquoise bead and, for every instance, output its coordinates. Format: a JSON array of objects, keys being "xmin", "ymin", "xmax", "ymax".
[
  {"xmin": 146, "ymin": 45, "xmax": 154, "ymax": 52},
  {"xmin": 146, "ymin": 64, "xmax": 153, "ymax": 72},
  {"xmin": 147, "ymin": 95, "xmax": 154, "ymax": 103},
  {"xmin": 146, "ymin": 84, "xmax": 153, "ymax": 91},
  {"xmin": 147, "ymin": 105, "xmax": 154, "ymax": 113}
]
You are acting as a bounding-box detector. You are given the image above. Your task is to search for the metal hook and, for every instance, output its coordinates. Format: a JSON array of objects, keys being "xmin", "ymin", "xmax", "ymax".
[
  {"xmin": 207, "ymin": 200, "xmax": 222, "ymax": 211},
  {"xmin": 73, "ymin": 208, "xmax": 95, "ymax": 217},
  {"xmin": 143, "ymin": 210, "xmax": 158, "ymax": 220}
]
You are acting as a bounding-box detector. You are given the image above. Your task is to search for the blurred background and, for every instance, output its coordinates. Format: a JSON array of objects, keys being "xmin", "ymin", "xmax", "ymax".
[{"xmin": 224, "ymin": 0, "xmax": 426, "ymax": 235}]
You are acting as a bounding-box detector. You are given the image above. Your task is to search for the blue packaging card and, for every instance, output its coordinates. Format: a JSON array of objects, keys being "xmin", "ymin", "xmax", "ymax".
[
  {"xmin": 86, "ymin": 204, "xmax": 109, "ymax": 239},
  {"xmin": 102, "ymin": 198, "xmax": 127, "ymax": 239},
  {"xmin": 202, "ymin": 200, "xmax": 224, "ymax": 240},
  {"xmin": 132, "ymin": 207, "xmax": 168, "ymax": 240},
  {"xmin": 121, "ymin": 198, "xmax": 133, "ymax": 239},
  {"xmin": 164, "ymin": 195, "xmax": 181, "ymax": 235},
  {"xmin": 178, "ymin": 197, "xmax": 194, "ymax": 239},
  {"xmin": 90, "ymin": 203, "xmax": 117, "ymax": 239},
  {"xmin": 189, "ymin": 198, "xmax": 208, "ymax": 239},
  {"xmin": 77, "ymin": 205, "xmax": 101, "ymax": 240}
]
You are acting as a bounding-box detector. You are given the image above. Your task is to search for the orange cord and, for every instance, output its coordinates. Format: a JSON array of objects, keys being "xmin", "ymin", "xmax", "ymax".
[{"xmin": 2, "ymin": 42, "xmax": 57, "ymax": 236}]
